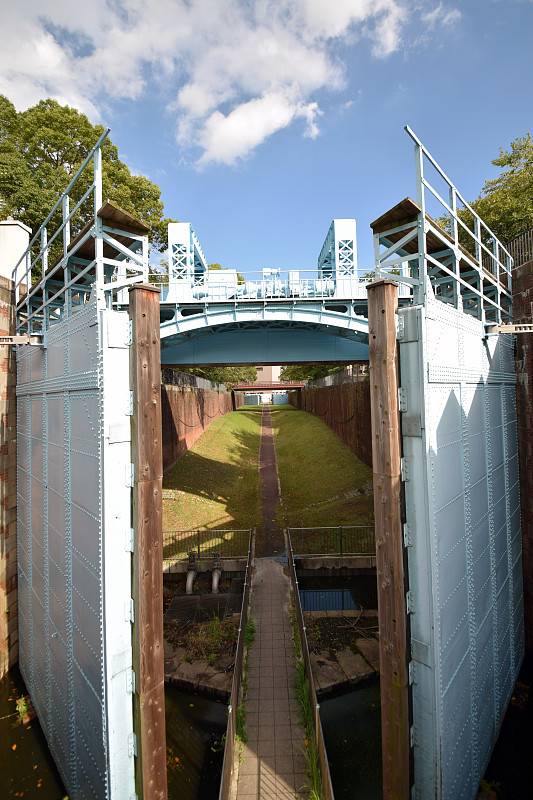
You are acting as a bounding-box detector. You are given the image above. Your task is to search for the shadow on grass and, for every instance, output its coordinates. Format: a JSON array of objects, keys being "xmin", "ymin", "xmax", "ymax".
[{"xmin": 163, "ymin": 409, "xmax": 263, "ymax": 556}]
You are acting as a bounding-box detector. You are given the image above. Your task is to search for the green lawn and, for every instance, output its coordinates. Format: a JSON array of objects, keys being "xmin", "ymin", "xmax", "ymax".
[
  {"xmin": 271, "ymin": 406, "xmax": 374, "ymax": 528},
  {"xmin": 162, "ymin": 403, "xmax": 374, "ymax": 557},
  {"xmin": 163, "ymin": 408, "xmax": 262, "ymax": 536}
]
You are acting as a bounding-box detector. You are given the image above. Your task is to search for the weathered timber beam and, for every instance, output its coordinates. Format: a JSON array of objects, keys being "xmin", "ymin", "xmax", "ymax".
[
  {"xmin": 130, "ymin": 283, "xmax": 168, "ymax": 800},
  {"xmin": 367, "ymin": 279, "xmax": 410, "ymax": 800}
]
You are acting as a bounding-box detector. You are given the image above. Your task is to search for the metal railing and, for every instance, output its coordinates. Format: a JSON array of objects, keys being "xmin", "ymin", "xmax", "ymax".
[
  {"xmin": 287, "ymin": 532, "xmax": 335, "ymax": 800},
  {"xmin": 288, "ymin": 525, "xmax": 375, "ymax": 557},
  {"xmin": 12, "ymin": 129, "xmax": 148, "ymax": 336},
  {"xmin": 506, "ymin": 227, "xmax": 533, "ymax": 268},
  {"xmin": 162, "ymin": 528, "xmax": 251, "ymax": 560},
  {"xmin": 375, "ymin": 127, "xmax": 513, "ymax": 325},
  {"xmin": 219, "ymin": 533, "xmax": 255, "ymax": 800}
]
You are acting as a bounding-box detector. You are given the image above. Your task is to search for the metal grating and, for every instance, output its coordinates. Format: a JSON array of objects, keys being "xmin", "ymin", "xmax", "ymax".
[{"xmin": 399, "ymin": 284, "xmax": 524, "ymax": 798}]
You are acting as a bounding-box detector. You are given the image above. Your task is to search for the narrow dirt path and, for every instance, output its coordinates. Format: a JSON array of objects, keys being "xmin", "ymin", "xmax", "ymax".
[{"xmin": 256, "ymin": 404, "xmax": 285, "ymax": 558}]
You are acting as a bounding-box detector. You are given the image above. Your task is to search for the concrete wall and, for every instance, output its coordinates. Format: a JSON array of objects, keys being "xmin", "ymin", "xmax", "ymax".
[
  {"xmin": 161, "ymin": 369, "xmax": 243, "ymax": 472},
  {"xmin": 513, "ymin": 260, "xmax": 533, "ymax": 659},
  {"xmin": 0, "ymin": 277, "xmax": 17, "ymax": 677},
  {"xmin": 289, "ymin": 375, "xmax": 372, "ymax": 469}
]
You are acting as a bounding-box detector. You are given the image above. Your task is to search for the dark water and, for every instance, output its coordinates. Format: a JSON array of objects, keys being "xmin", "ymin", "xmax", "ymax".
[
  {"xmin": 0, "ymin": 667, "xmax": 66, "ymax": 799},
  {"xmin": 297, "ymin": 574, "xmax": 378, "ymax": 612},
  {"xmin": 165, "ymin": 684, "xmax": 228, "ymax": 800},
  {"xmin": 319, "ymin": 678, "xmax": 382, "ymax": 800}
]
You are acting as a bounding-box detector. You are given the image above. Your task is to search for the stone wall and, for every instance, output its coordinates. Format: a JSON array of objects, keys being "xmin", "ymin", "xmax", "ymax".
[
  {"xmin": 0, "ymin": 277, "xmax": 17, "ymax": 677},
  {"xmin": 513, "ymin": 260, "xmax": 533, "ymax": 658},
  {"xmin": 161, "ymin": 370, "xmax": 243, "ymax": 472},
  {"xmin": 289, "ymin": 377, "xmax": 372, "ymax": 469}
]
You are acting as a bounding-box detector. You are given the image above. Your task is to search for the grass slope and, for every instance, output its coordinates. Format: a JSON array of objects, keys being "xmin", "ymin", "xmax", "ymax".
[
  {"xmin": 271, "ymin": 406, "xmax": 374, "ymax": 528},
  {"xmin": 163, "ymin": 407, "xmax": 262, "ymax": 532}
]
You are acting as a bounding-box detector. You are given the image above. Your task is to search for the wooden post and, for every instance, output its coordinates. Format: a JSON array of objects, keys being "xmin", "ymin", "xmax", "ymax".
[
  {"xmin": 367, "ymin": 279, "xmax": 410, "ymax": 800},
  {"xmin": 129, "ymin": 284, "xmax": 168, "ymax": 800}
]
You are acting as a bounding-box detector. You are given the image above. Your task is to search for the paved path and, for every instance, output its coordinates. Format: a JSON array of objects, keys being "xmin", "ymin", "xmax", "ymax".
[
  {"xmin": 232, "ymin": 407, "xmax": 308, "ymax": 799},
  {"xmin": 232, "ymin": 558, "xmax": 308, "ymax": 799},
  {"xmin": 256, "ymin": 405, "xmax": 285, "ymax": 558}
]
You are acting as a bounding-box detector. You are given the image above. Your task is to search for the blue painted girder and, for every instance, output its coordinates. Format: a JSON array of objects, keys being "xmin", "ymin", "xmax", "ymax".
[
  {"xmin": 160, "ymin": 325, "xmax": 369, "ymax": 365},
  {"xmin": 159, "ymin": 300, "xmax": 370, "ymax": 365}
]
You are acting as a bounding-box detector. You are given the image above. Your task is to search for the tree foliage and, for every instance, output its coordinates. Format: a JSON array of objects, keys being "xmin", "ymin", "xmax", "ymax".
[
  {"xmin": 470, "ymin": 133, "xmax": 533, "ymax": 242},
  {"xmin": 279, "ymin": 364, "xmax": 345, "ymax": 381},
  {"xmin": 0, "ymin": 95, "xmax": 177, "ymax": 253},
  {"xmin": 181, "ymin": 365, "xmax": 257, "ymax": 385}
]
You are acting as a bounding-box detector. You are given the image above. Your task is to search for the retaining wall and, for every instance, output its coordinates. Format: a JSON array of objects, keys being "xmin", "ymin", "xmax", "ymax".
[
  {"xmin": 0, "ymin": 276, "xmax": 17, "ymax": 678},
  {"xmin": 513, "ymin": 260, "xmax": 533, "ymax": 658},
  {"xmin": 161, "ymin": 369, "xmax": 243, "ymax": 472},
  {"xmin": 289, "ymin": 373, "xmax": 372, "ymax": 468}
]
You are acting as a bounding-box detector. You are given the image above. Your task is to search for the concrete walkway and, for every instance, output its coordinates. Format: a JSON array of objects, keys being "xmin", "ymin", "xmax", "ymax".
[{"xmin": 232, "ymin": 558, "xmax": 308, "ymax": 799}]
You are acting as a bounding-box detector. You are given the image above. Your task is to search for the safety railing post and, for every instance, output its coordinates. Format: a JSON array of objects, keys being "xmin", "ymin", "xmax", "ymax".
[{"xmin": 339, "ymin": 526, "xmax": 343, "ymax": 556}]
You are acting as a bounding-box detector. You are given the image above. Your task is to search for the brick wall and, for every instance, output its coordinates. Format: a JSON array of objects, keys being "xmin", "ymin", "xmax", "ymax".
[
  {"xmin": 289, "ymin": 379, "xmax": 372, "ymax": 469},
  {"xmin": 0, "ymin": 276, "xmax": 17, "ymax": 677},
  {"xmin": 162, "ymin": 380, "xmax": 243, "ymax": 473},
  {"xmin": 513, "ymin": 260, "xmax": 533, "ymax": 657}
]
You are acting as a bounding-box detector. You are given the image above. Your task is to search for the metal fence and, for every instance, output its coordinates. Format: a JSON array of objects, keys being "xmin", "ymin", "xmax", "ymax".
[
  {"xmin": 219, "ymin": 533, "xmax": 255, "ymax": 800},
  {"xmin": 506, "ymin": 226, "xmax": 533, "ymax": 268},
  {"xmin": 287, "ymin": 533, "xmax": 335, "ymax": 800},
  {"xmin": 288, "ymin": 525, "xmax": 375, "ymax": 556},
  {"xmin": 162, "ymin": 528, "xmax": 251, "ymax": 560}
]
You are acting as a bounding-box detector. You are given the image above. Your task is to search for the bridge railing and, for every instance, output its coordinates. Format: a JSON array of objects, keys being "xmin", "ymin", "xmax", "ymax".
[
  {"xmin": 12, "ymin": 129, "xmax": 148, "ymax": 336},
  {"xmin": 157, "ymin": 267, "xmax": 412, "ymax": 305},
  {"xmin": 288, "ymin": 525, "xmax": 375, "ymax": 557},
  {"xmin": 162, "ymin": 528, "xmax": 251, "ymax": 561}
]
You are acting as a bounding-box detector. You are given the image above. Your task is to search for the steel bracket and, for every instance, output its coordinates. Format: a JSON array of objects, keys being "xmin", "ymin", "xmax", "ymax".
[
  {"xmin": 396, "ymin": 314, "xmax": 405, "ymax": 341},
  {"xmin": 403, "ymin": 522, "xmax": 413, "ymax": 547},
  {"xmin": 408, "ymin": 661, "xmax": 416, "ymax": 685},
  {"xmin": 406, "ymin": 590, "xmax": 415, "ymax": 614},
  {"xmin": 125, "ymin": 599, "xmax": 134, "ymax": 623},
  {"xmin": 401, "ymin": 457, "xmax": 410, "ymax": 482},
  {"xmin": 128, "ymin": 732, "xmax": 137, "ymax": 758},
  {"xmin": 126, "ymin": 669, "xmax": 136, "ymax": 694},
  {"xmin": 125, "ymin": 528, "xmax": 135, "ymax": 553},
  {"xmin": 398, "ymin": 386, "xmax": 408, "ymax": 412},
  {"xmin": 410, "ymin": 724, "xmax": 418, "ymax": 747}
]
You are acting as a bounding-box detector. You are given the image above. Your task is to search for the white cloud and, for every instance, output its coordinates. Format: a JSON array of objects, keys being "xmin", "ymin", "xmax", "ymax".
[{"xmin": 0, "ymin": 1, "xmax": 461, "ymax": 166}]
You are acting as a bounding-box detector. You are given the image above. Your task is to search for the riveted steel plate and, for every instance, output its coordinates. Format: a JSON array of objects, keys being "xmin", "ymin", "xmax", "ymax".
[
  {"xmin": 17, "ymin": 297, "xmax": 135, "ymax": 799},
  {"xmin": 399, "ymin": 294, "xmax": 524, "ymax": 799}
]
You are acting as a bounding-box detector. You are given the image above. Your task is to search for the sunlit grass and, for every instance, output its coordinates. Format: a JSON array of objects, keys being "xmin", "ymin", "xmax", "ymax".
[
  {"xmin": 271, "ymin": 406, "xmax": 374, "ymax": 528},
  {"xmin": 163, "ymin": 408, "xmax": 262, "ymax": 532}
]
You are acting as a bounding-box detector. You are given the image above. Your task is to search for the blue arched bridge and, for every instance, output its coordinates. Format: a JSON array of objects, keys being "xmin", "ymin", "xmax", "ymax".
[{"xmin": 156, "ymin": 217, "xmax": 374, "ymax": 367}]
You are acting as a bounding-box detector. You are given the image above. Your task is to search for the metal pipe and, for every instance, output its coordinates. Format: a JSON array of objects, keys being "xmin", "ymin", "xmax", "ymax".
[
  {"xmin": 186, "ymin": 570, "xmax": 196, "ymax": 595},
  {"xmin": 186, "ymin": 550, "xmax": 197, "ymax": 595},
  {"xmin": 212, "ymin": 569, "xmax": 222, "ymax": 594},
  {"xmin": 212, "ymin": 550, "xmax": 222, "ymax": 594}
]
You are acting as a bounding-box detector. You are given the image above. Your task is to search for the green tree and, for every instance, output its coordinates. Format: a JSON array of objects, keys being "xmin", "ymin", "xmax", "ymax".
[
  {"xmin": 470, "ymin": 133, "xmax": 533, "ymax": 242},
  {"xmin": 0, "ymin": 95, "xmax": 177, "ymax": 257},
  {"xmin": 279, "ymin": 364, "xmax": 345, "ymax": 381},
  {"xmin": 181, "ymin": 366, "xmax": 257, "ymax": 385}
]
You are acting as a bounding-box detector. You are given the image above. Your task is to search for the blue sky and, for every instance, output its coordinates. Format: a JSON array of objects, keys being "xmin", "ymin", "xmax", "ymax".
[{"xmin": 2, "ymin": 0, "xmax": 532, "ymax": 272}]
